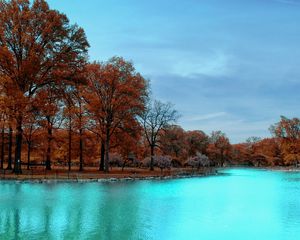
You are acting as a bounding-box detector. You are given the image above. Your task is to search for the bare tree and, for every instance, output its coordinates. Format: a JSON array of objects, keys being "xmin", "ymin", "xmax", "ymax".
[{"xmin": 140, "ymin": 100, "xmax": 179, "ymax": 171}]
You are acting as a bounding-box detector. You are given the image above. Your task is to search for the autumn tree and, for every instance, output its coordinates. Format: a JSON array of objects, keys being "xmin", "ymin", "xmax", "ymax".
[
  {"xmin": 159, "ymin": 125, "xmax": 188, "ymax": 163},
  {"xmin": 62, "ymin": 88, "xmax": 75, "ymax": 171},
  {"xmin": 252, "ymin": 138, "xmax": 281, "ymax": 166},
  {"xmin": 209, "ymin": 131, "xmax": 231, "ymax": 166},
  {"xmin": 0, "ymin": 0, "xmax": 89, "ymax": 173},
  {"xmin": 0, "ymin": 75, "xmax": 15, "ymax": 170},
  {"xmin": 85, "ymin": 58, "xmax": 147, "ymax": 173},
  {"xmin": 0, "ymin": 104, "xmax": 5, "ymax": 169},
  {"xmin": 61, "ymin": 71, "xmax": 89, "ymax": 171},
  {"xmin": 72, "ymin": 84, "xmax": 88, "ymax": 171},
  {"xmin": 36, "ymin": 86, "xmax": 64, "ymax": 170},
  {"xmin": 22, "ymin": 105, "xmax": 40, "ymax": 170},
  {"xmin": 231, "ymin": 143, "xmax": 251, "ymax": 165},
  {"xmin": 186, "ymin": 130, "xmax": 209, "ymax": 157},
  {"xmin": 140, "ymin": 100, "xmax": 179, "ymax": 170},
  {"xmin": 270, "ymin": 116, "xmax": 300, "ymax": 166},
  {"xmin": 111, "ymin": 119, "xmax": 143, "ymax": 170}
]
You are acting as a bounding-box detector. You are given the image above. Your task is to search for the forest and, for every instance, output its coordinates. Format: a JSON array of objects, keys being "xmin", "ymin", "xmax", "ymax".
[{"xmin": 0, "ymin": 0, "xmax": 299, "ymax": 175}]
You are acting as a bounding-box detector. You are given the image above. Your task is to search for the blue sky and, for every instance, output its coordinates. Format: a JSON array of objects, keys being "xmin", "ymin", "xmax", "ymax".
[{"xmin": 48, "ymin": 0, "xmax": 300, "ymax": 143}]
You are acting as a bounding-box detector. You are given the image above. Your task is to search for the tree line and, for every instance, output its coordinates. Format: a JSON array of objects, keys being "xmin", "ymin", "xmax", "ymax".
[{"xmin": 0, "ymin": 0, "xmax": 299, "ymax": 175}]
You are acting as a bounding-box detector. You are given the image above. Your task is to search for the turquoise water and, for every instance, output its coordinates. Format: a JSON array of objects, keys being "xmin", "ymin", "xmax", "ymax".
[{"xmin": 0, "ymin": 168, "xmax": 300, "ymax": 240}]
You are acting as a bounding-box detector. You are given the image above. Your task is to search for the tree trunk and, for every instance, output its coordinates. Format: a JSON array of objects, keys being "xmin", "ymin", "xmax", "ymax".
[
  {"xmin": 79, "ymin": 128, "xmax": 83, "ymax": 171},
  {"xmin": 27, "ymin": 142, "xmax": 31, "ymax": 170},
  {"xmin": 14, "ymin": 116, "xmax": 23, "ymax": 174},
  {"xmin": 104, "ymin": 130, "xmax": 110, "ymax": 173},
  {"xmin": 45, "ymin": 119, "xmax": 52, "ymax": 170},
  {"xmin": 99, "ymin": 142, "xmax": 105, "ymax": 171},
  {"xmin": 68, "ymin": 121, "xmax": 72, "ymax": 171},
  {"xmin": 220, "ymin": 149, "xmax": 224, "ymax": 167},
  {"xmin": 6, "ymin": 126, "xmax": 13, "ymax": 170},
  {"xmin": 122, "ymin": 159, "xmax": 127, "ymax": 171},
  {"xmin": 150, "ymin": 145, "xmax": 154, "ymax": 171},
  {"xmin": 0, "ymin": 126, "xmax": 4, "ymax": 169}
]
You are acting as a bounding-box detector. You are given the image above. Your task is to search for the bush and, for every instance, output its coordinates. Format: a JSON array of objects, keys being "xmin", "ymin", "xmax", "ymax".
[
  {"xmin": 109, "ymin": 153, "xmax": 123, "ymax": 167},
  {"xmin": 186, "ymin": 152, "xmax": 210, "ymax": 169},
  {"xmin": 142, "ymin": 155, "xmax": 172, "ymax": 172}
]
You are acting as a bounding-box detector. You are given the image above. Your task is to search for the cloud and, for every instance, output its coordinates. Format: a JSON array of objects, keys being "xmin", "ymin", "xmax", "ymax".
[
  {"xmin": 48, "ymin": 0, "xmax": 300, "ymax": 143},
  {"xmin": 185, "ymin": 112, "xmax": 227, "ymax": 122},
  {"xmin": 171, "ymin": 52, "xmax": 234, "ymax": 78},
  {"xmin": 274, "ymin": 0, "xmax": 300, "ymax": 5}
]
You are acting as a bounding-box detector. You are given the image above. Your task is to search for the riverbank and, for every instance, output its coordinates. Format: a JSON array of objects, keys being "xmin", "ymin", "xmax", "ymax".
[
  {"xmin": 0, "ymin": 167, "xmax": 217, "ymax": 182},
  {"xmin": 264, "ymin": 166, "xmax": 300, "ymax": 172},
  {"xmin": 225, "ymin": 165, "xmax": 300, "ymax": 172}
]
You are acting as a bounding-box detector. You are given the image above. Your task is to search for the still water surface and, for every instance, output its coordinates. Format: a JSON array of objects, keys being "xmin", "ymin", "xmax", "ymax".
[{"xmin": 0, "ymin": 168, "xmax": 300, "ymax": 240}]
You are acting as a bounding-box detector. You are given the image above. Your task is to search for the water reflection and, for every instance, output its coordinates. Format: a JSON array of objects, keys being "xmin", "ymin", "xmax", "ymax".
[
  {"xmin": 0, "ymin": 169, "xmax": 300, "ymax": 240},
  {"xmin": 0, "ymin": 182, "xmax": 147, "ymax": 239}
]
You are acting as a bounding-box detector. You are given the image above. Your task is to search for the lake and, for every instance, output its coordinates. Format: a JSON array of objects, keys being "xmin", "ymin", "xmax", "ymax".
[{"xmin": 0, "ymin": 168, "xmax": 300, "ymax": 240}]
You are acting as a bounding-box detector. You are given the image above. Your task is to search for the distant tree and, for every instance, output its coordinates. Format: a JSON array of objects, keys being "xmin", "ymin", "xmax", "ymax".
[
  {"xmin": 270, "ymin": 116, "xmax": 300, "ymax": 166},
  {"xmin": 246, "ymin": 136, "xmax": 262, "ymax": 145},
  {"xmin": 209, "ymin": 131, "xmax": 231, "ymax": 166},
  {"xmin": 160, "ymin": 125, "xmax": 188, "ymax": 162},
  {"xmin": 111, "ymin": 121, "xmax": 142, "ymax": 171},
  {"xmin": 186, "ymin": 130, "xmax": 209, "ymax": 157},
  {"xmin": 140, "ymin": 100, "xmax": 179, "ymax": 170},
  {"xmin": 251, "ymin": 138, "xmax": 281, "ymax": 166}
]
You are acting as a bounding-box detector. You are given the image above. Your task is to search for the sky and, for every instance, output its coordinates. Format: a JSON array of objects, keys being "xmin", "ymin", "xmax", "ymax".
[{"xmin": 47, "ymin": 0, "xmax": 300, "ymax": 143}]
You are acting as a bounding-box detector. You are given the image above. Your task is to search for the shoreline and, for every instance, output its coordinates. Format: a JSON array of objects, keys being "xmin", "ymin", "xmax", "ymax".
[
  {"xmin": 1, "ymin": 166, "xmax": 298, "ymax": 183},
  {"xmin": 0, "ymin": 167, "xmax": 218, "ymax": 183},
  {"xmin": 225, "ymin": 165, "xmax": 300, "ymax": 172},
  {"xmin": 1, "ymin": 173, "xmax": 218, "ymax": 184}
]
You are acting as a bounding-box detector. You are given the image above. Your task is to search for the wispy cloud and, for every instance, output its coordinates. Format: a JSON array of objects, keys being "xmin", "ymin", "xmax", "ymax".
[
  {"xmin": 274, "ymin": 0, "xmax": 300, "ymax": 5},
  {"xmin": 171, "ymin": 52, "xmax": 234, "ymax": 78},
  {"xmin": 185, "ymin": 112, "xmax": 227, "ymax": 122}
]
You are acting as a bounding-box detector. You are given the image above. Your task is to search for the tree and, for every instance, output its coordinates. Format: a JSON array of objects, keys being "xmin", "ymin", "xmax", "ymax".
[
  {"xmin": 155, "ymin": 155, "xmax": 172, "ymax": 174},
  {"xmin": 159, "ymin": 125, "xmax": 188, "ymax": 162},
  {"xmin": 209, "ymin": 131, "xmax": 231, "ymax": 166},
  {"xmin": 62, "ymin": 89, "xmax": 75, "ymax": 171},
  {"xmin": 0, "ymin": 0, "xmax": 89, "ymax": 173},
  {"xmin": 22, "ymin": 107, "xmax": 40, "ymax": 170},
  {"xmin": 141, "ymin": 100, "xmax": 179, "ymax": 170},
  {"xmin": 111, "ymin": 120, "xmax": 143, "ymax": 171},
  {"xmin": 85, "ymin": 58, "xmax": 147, "ymax": 172},
  {"xmin": 186, "ymin": 130, "xmax": 209, "ymax": 157},
  {"xmin": 36, "ymin": 86, "xmax": 64, "ymax": 170},
  {"xmin": 0, "ymin": 111, "xmax": 5, "ymax": 170},
  {"xmin": 270, "ymin": 116, "xmax": 300, "ymax": 166},
  {"xmin": 72, "ymin": 84, "xmax": 88, "ymax": 171}
]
